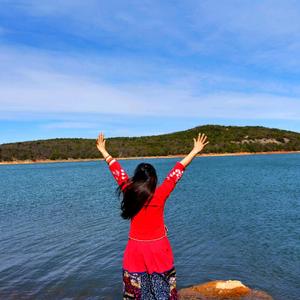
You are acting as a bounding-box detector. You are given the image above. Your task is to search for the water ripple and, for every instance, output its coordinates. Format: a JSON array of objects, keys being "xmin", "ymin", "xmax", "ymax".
[{"xmin": 0, "ymin": 155, "xmax": 299, "ymax": 299}]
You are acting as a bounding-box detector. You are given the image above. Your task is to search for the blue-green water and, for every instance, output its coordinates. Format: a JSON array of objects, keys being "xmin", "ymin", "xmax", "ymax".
[{"xmin": 0, "ymin": 154, "xmax": 299, "ymax": 299}]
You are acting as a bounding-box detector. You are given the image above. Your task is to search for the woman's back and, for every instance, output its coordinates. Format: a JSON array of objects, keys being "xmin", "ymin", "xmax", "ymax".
[{"xmin": 109, "ymin": 160, "xmax": 186, "ymax": 240}]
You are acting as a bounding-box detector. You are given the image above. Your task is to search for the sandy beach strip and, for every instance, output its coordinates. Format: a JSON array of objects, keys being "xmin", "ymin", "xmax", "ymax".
[{"xmin": 0, "ymin": 150, "xmax": 300, "ymax": 165}]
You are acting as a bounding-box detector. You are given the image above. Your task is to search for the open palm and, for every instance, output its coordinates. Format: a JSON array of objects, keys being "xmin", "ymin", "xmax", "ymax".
[
  {"xmin": 193, "ymin": 133, "xmax": 209, "ymax": 153},
  {"xmin": 96, "ymin": 132, "xmax": 106, "ymax": 153}
]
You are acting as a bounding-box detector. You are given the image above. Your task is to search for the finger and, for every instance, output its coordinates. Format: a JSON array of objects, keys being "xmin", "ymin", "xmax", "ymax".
[
  {"xmin": 204, "ymin": 141, "xmax": 209, "ymax": 146},
  {"xmin": 201, "ymin": 135, "xmax": 207, "ymax": 143},
  {"xmin": 197, "ymin": 133, "xmax": 201, "ymax": 141},
  {"xmin": 193, "ymin": 138, "xmax": 196, "ymax": 145},
  {"xmin": 97, "ymin": 133, "xmax": 102, "ymax": 143},
  {"xmin": 200, "ymin": 133, "xmax": 204, "ymax": 142},
  {"xmin": 198, "ymin": 133, "xmax": 203, "ymax": 142}
]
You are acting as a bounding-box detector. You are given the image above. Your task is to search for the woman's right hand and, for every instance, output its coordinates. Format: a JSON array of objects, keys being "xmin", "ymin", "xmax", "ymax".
[{"xmin": 192, "ymin": 133, "xmax": 209, "ymax": 154}]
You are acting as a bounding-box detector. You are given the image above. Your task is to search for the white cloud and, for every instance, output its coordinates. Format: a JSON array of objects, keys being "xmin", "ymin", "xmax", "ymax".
[{"xmin": 1, "ymin": 45, "xmax": 300, "ymax": 122}]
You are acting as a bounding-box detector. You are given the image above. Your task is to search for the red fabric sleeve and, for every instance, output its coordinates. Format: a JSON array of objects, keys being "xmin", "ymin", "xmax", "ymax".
[
  {"xmin": 108, "ymin": 159, "xmax": 129, "ymax": 190},
  {"xmin": 158, "ymin": 161, "xmax": 185, "ymax": 202}
]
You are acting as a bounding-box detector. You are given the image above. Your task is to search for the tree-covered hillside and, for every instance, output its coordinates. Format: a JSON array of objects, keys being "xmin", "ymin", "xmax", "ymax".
[{"xmin": 1, "ymin": 125, "xmax": 300, "ymax": 162}]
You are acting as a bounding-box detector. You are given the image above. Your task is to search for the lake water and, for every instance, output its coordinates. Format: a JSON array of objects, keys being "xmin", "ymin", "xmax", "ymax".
[{"xmin": 0, "ymin": 154, "xmax": 299, "ymax": 299}]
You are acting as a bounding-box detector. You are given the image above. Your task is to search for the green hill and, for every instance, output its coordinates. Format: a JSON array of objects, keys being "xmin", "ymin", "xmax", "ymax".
[{"xmin": 1, "ymin": 125, "xmax": 300, "ymax": 162}]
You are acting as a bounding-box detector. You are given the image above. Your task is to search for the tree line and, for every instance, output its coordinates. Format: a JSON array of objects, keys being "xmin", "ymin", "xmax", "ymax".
[{"xmin": 1, "ymin": 125, "xmax": 300, "ymax": 162}]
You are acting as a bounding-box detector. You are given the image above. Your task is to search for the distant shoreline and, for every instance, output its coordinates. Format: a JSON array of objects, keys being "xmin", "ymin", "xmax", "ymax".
[{"xmin": 0, "ymin": 150, "xmax": 300, "ymax": 165}]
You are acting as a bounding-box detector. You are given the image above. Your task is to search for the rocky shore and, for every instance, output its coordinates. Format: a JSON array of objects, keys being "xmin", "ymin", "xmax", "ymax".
[{"xmin": 178, "ymin": 280, "xmax": 273, "ymax": 299}]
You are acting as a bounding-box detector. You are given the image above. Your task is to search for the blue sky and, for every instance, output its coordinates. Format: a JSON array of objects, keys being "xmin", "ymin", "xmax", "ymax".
[{"xmin": 1, "ymin": 0, "xmax": 300, "ymax": 143}]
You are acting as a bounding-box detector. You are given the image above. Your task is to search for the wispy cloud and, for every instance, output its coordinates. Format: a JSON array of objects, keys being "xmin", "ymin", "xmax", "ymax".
[
  {"xmin": 5, "ymin": 0, "xmax": 300, "ymax": 69},
  {"xmin": 1, "ymin": 45, "xmax": 300, "ymax": 121},
  {"xmin": 1, "ymin": 44, "xmax": 300, "ymax": 120}
]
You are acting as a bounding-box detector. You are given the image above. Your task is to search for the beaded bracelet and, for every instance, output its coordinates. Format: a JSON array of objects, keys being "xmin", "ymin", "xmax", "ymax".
[{"xmin": 106, "ymin": 156, "xmax": 113, "ymax": 164}]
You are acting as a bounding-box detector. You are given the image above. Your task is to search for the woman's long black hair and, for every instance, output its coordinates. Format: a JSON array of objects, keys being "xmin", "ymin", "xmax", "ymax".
[{"xmin": 117, "ymin": 163, "xmax": 157, "ymax": 219}]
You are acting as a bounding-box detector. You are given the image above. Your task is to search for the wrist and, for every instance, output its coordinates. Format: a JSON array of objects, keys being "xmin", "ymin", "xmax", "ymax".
[
  {"xmin": 102, "ymin": 152, "xmax": 113, "ymax": 161},
  {"xmin": 105, "ymin": 155, "xmax": 113, "ymax": 164},
  {"xmin": 190, "ymin": 149, "xmax": 198, "ymax": 156}
]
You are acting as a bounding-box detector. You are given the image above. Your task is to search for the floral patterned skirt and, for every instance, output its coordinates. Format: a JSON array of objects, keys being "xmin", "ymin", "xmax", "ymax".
[
  {"xmin": 123, "ymin": 266, "xmax": 177, "ymax": 299},
  {"xmin": 122, "ymin": 236, "xmax": 178, "ymax": 299}
]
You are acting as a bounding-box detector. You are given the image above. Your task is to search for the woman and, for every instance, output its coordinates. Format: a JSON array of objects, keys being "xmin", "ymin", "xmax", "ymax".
[{"xmin": 96, "ymin": 132, "xmax": 209, "ymax": 299}]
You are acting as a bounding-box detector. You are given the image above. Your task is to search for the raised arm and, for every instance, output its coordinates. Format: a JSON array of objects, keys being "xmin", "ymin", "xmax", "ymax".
[
  {"xmin": 158, "ymin": 133, "xmax": 209, "ymax": 202},
  {"xmin": 158, "ymin": 161, "xmax": 186, "ymax": 201},
  {"xmin": 179, "ymin": 133, "xmax": 209, "ymax": 168},
  {"xmin": 96, "ymin": 132, "xmax": 129, "ymax": 189}
]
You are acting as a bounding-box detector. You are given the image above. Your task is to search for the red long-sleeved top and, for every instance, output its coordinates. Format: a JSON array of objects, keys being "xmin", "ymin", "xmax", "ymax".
[{"xmin": 108, "ymin": 159, "xmax": 185, "ymax": 240}]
